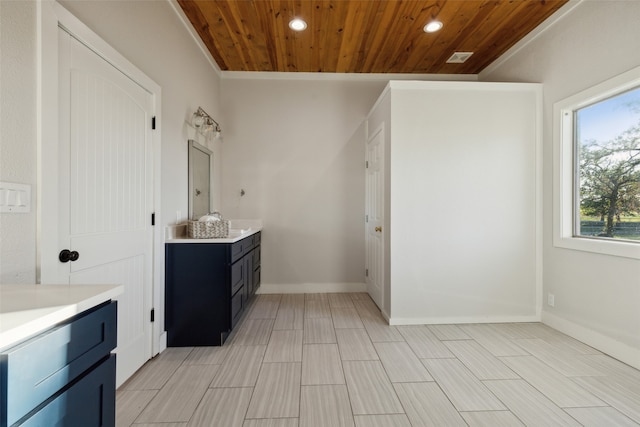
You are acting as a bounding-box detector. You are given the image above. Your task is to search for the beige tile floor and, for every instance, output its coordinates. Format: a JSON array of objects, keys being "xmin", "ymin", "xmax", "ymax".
[{"xmin": 117, "ymin": 293, "xmax": 640, "ymax": 427}]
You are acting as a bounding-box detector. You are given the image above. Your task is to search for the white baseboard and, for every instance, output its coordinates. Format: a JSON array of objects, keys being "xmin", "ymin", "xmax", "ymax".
[
  {"xmin": 542, "ymin": 311, "xmax": 640, "ymax": 370},
  {"xmin": 388, "ymin": 314, "xmax": 540, "ymax": 326},
  {"xmin": 257, "ymin": 282, "xmax": 366, "ymax": 294}
]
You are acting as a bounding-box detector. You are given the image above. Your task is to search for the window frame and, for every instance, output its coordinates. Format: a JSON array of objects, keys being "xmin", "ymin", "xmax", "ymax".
[{"xmin": 553, "ymin": 66, "xmax": 640, "ymax": 260}]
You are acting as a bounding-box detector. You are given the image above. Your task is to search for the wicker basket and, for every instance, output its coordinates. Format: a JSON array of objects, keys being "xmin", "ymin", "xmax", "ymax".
[{"xmin": 188, "ymin": 219, "xmax": 230, "ymax": 239}]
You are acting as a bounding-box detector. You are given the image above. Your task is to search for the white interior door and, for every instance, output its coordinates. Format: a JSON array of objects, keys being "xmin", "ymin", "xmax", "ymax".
[
  {"xmin": 365, "ymin": 124, "xmax": 385, "ymax": 310},
  {"xmin": 57, "ymin": 28, "xmax": 154, "ymax": 386}
]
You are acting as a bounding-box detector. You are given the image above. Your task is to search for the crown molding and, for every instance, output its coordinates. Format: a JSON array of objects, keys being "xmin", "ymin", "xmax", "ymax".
[
  {"xmin": 167, "ymin": 0, "xmax": 222, "ymax": 77},
  {"xmin": 480, "ymin": 0, "xmax": 584, "ymax": 78}
]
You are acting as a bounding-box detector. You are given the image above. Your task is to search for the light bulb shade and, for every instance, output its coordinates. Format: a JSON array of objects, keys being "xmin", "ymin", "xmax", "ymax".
[{"xmin": 192, "ymin": 112, "xmax": 205, "ymax": 128}]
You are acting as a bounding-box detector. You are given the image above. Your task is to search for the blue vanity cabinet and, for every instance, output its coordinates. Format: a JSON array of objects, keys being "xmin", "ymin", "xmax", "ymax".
[
  {"xmin": 165, "ymin": 232, "xmax": 261, "ymax": 346},
  {"xmin": 0, "ymin": 301, "xmax": 117, "ymax": 427}
]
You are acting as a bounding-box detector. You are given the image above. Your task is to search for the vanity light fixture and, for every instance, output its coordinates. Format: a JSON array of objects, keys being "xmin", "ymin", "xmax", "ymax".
[
  {"xmin": 424, "ymin": 20, "xmax": 443, "ymax": 33},
  {"xmin": 289, "ymin": 18, "xmax": 307, "ymax": 31},
  {"xmin": 191, "ymin": 106, "xmax": 222, "ymax": 139}
]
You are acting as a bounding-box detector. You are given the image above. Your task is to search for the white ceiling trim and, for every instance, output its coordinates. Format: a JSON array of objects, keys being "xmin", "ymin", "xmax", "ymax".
[{"xmin": 220, "ymin": 70, "xmax": 478, "ymax": 82}]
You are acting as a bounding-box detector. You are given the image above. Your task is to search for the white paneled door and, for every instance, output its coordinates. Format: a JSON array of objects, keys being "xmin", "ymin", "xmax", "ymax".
[
  {"xmin": 57, "ymin": 28, "xmax": 154, "ymax": 386},
  {"xmin": 365, "ymin": 124, "xmax": 385, "ymax": 310}
]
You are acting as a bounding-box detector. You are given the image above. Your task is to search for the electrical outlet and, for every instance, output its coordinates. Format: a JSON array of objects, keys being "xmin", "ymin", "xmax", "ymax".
[
  {"xmin": 547, "ymin": 293, "xmax": 555, "ymax": 307},
  {"xmin": 177, "ymin": 210, "xmax": 182, "ymax": 223}
]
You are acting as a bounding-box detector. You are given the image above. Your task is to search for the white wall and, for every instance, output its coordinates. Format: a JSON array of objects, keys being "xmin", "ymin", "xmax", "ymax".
[
  {"xmin": 0, "ymin": 1, "xmax": 38, "ymax": 283},
  {"xmin": 481, "ymin": 1, "xmax": 640, "ymax": 368},
  {"xmin": 381, "ymin": 82, "xmax": 541, "ymax": 324},
  {"xmin": 220, "ymin": 77, "xmax": 386, "ymax": 292}
]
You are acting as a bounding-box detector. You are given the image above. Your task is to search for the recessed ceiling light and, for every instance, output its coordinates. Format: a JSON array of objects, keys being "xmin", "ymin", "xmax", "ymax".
[
  {"xmin": 424, "ymin": 20, "xmax": 443, "ymax": 33},
  {"xmin": 289, "ymin": 18, "xmax": 307, "ymax": 31}
]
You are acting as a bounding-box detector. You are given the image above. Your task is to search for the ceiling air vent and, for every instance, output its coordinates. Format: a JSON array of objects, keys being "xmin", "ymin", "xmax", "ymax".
[{"xmin": 446, "ymin": 52, "xmax": 474, "ymax": 64}]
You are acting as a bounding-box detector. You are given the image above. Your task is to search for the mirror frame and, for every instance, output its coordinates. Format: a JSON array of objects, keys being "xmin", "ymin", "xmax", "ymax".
[{"xmin": 188, "ymin": 139, "xmax": 213, "ymax": 220}]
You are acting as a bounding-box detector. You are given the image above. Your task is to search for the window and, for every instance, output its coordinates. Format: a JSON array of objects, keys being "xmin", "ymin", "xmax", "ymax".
[
  {"xmin": 554, "ymin": 67, "xmax": 640, "ymax": 259},
  {"xmin": 575, "ymin": 88, "xmax": 640, "ymax": 242}
]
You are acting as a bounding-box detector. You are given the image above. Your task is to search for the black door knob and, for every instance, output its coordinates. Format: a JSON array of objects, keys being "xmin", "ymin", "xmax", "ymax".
[{"xmin": 59, "ymin": 249, "xmax": 80, "ymax": 263}]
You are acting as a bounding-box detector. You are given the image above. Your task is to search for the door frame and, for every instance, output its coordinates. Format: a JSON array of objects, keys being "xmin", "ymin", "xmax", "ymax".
[{"xmin": 37, "ymin": 0, "xmax": 164, "ymax": 356}]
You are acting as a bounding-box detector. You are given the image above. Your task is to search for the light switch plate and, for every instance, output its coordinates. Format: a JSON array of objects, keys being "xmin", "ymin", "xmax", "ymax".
[{"xmin": 0, "ymin": 182, "xmax": 31, "ymax": 213}]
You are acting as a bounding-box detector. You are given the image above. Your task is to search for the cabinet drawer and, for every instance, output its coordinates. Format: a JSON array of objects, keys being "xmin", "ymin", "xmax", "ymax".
[
  {"xmin": 245, "ymin": 235, "xmax": 255, "ymax": 251},
  {"xmin": 230, "ymin": 234, "xmax": 259, "ymax": 263},
  {"xmin": 253, "ymin": 232, "xmax": 261, "ymax": 246},
  {"xmin": 231, "ymin": 289, "xmax": 244, "ymax": 329},
  {"xmin": 19, "ymin": 355, "xmax": 116, "ymax": 427},
  {"xmin": 230, "ymin": 240, "xmax": 244, "ymax": 263},
  {"xmin": 1, "ymin": 301, "xmax": 117, "ymax": 426},
  {"xmin": 230, "ymin": 260, "xmax": 245, "ymax": 296}
]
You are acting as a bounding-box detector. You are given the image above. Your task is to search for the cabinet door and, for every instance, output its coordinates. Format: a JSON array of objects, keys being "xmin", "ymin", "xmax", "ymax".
[
  {"xmin": 252, "ymin": 246, "xmax": 261, "ymax": 266},
  {"xmin": 231, "ymin": 259, "xmax": 245, "ymax": 296},
  {"xmin": 244, "ymin": 250, "xmax": 253, "ymax": 298},
  {"xmin": 165, "ymin": 243, "xmax": 229, "ymax": 347},
  {"xmin": 252, "ymin": 244, "xmax": 261, "ymax": 296},
  {"xmin": 230, "ymin": 290, "xmax": 243, "ymax": 329},
  {"xmin": 252, "ymin": 266, "xmax": 261, "ymax": 296}
]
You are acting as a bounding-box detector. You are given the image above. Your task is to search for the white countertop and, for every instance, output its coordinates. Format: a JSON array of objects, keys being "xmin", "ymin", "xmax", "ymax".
[
  {"xmin": 165, "ymin": 219, "xmax": 262, "ymax": 244},
  {"xmin": 0, "ymin": 284, "xmax": 124, "ymax": 351}
]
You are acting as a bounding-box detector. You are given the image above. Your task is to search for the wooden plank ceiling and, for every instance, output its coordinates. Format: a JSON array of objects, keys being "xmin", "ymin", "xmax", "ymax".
[{"xmin": 178, "ymin": 0, "xmax": 568, "ymax": 74}]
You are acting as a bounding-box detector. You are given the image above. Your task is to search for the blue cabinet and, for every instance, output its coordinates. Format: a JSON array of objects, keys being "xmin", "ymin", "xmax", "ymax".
[
  {"xmin": 0, "ymin": 301, "xmax": 117, "ymax": 427},
  {"xmin": 165, "ymin": 232, "xmax": 261, "ymax": 346}
]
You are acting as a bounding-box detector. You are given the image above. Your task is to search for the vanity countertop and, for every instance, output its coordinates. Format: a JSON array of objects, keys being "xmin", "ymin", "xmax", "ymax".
[
  {"xmin": 165, "ymin": 219, "xmax": 262, "ymax": 244},
  {"xmin": 0, "ymin": 284, "xmax": 124, "ymax": 351}
]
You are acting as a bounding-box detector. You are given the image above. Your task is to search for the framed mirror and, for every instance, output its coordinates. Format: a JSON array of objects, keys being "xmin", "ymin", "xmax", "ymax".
[{"xmin": 188, "ymin": 140, "xmax": 213, "ymax": 220}]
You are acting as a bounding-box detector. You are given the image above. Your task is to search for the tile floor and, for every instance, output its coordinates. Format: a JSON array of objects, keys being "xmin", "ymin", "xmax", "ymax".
[{"xmin": 116, "ymin": 293, "xmax": 640, "ymax": 427}]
